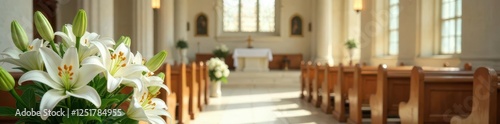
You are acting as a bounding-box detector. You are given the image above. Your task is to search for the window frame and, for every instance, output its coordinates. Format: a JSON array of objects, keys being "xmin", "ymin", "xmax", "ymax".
[
  {"xmin": 385, "ymin": 0, "xmax": 399, "ymax": 56},
  {"xmin": 437, "ymin": 0, "xmax": 462, "ymax": 55},
  {"xmin": 218, "ymin": 0, "xmax": 281, "ymax": 37}
]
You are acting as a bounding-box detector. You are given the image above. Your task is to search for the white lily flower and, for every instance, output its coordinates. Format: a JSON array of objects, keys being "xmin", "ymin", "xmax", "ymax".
[
  {"xmin": 127, "ymin": 88, "xmax": 171, "ymax": 124},
  {"xmin": 0, "ymin": 39, "xmax": 46, "ymax": 71},
  {"xmin": 55, "ymin": 25, "xmax": 115, "ymax": 62},
  {"xmin": 94, "ymin": 43, "xmax": 148, "ymax": 92},
  {"xmin": 18, "ymin": 47, "xmax": 104, "ymax": 120}
]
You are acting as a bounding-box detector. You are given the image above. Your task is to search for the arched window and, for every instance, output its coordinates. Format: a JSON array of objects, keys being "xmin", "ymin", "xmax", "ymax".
[
  {"xmin": 387, "ymin": 0, "xmax": 399, "ymax": 55},
  {"xmin": 222, "ymin": 0, "xmax": 276, "ymax": 33},
  {"xmin": 440, "ymin": 0, "xmax": 461, "ymax": 54}
]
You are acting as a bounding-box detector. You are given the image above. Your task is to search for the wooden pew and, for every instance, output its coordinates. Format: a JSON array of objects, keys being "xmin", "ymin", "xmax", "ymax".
[
  {"xmin": 347, "ymin": 64, "xmax": 378, "ymax": 124},
  {"xmin": 398, "ymin": 66, "xmax": 476, "ymax": 124},
  {"xmin": 369, "ymin": 64, "xmax": 474, "ymax": 124},
  {"xmin": 160, "ymin": 64, "xmax": 177, "ymax": 124},
  {"xmin": 197, "ymin": 62, "xmax": 206, "ymax": 111},
  {"xmin": 300, "ymin": 61, "xmax": 307, "ymax": 99},
  {"xmin": 304, "ymin": 61, "xmax": 315, "ymax": 102},
  {"xmin": 320, "ymin": 64, "xmax": 339, "ymax": 113},
  {"xmin": 170, "ymin": 64, "xmax": 190, "ymax": 124},
  {"xmin": 204, "ymin": 63, "xmax": 210, "ymax": 105},
  {"xmin": 332, "ymin": 63, "xmax": 355, "ymax": 122},
  {"xmin": 450, "ymin": 67, "xmax": 499, "ymax": 124},
  {"xmin": 186, "ymin": 63, "xmax": 200, "ymax": 119},
  {"xmin": 311, "ymin": 63, "xmax": 327, "ymax": 107}
]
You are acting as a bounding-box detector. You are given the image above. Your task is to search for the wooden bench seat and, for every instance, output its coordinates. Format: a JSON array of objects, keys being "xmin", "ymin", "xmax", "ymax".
[
  {"xmin": 366, "ymin": 64, "xmax": 473, "ymax": 124},
  {"xmin": 304, "ymin": 62, "xmax": 315, "ymax": 102},
  {"xmin": 186, "ymin": 63, "xmax": 200, "ymax": 120},
  {"xmin": 170, "ymin": 64, "xmax": 190, "ymax": 124},
  {"xmin": 320, "ymin": 64, "xmax": 340, "ymax": 113},
  {"xmin": 197, "ymin": 62, "xmax": 206, "ymax": 111},
  {"xmin": 333, "ymin": 64, "xmax": 355, "ymax": 122},
  {"xmin": 312, "ymin": 63, "xmax": 327, "ymax": 107},
  {"xmin": 398, "ymin": 66, "xmax": 477, "ymax": 124},
  {"xmin": 451, "ymin": 68, "xmax": 499, "ymax": 124}
]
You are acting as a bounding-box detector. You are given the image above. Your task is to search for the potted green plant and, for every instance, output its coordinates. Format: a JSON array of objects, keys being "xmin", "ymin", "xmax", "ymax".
[
  {"xmin": 345, "ymin": 39, "xmax": 357, "ymax": 62},
  {"xmin": 176, "ymin": 40, "xmax": 189, "ymax": 64},
  {"xmin": 212, "ymin": 44, "xmax": 230, "ymax": 60}
]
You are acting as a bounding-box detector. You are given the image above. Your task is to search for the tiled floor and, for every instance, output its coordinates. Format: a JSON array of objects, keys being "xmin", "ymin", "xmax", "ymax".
[{"xmin": 190, "ymin": 71, "xmax": 341, "ymax": 124}]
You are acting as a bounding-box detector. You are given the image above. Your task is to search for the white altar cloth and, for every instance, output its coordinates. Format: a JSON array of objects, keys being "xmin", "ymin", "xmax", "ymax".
[{"xmin": 232, "ymin": 48, "xmax": 273, "ymax": 71}]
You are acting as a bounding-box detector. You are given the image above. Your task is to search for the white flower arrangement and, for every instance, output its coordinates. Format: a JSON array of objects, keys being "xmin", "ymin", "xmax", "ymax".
[
  {"xmin": 212, "ymin": 44, "xmax": 230, "ymax": 59},
  {"xmin": 0, "ymin": 10, "xmax": 172, "ymax": 124},
  {"xmin": 206, "ymin": 58, "xmax": 230, "ymax": 83}
]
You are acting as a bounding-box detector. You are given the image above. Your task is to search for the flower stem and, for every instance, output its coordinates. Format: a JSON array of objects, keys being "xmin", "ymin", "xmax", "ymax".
[
  {"xmin": 59, "ymin": 42, "xmax": 65, "ymax": 56},
  {"xmin": 76, "ymin": 37, "xmax": 81, "ymax": 50},
  {"xmin": 66, "ymin": 97, "xmax": 72, "ymax": 109},
  {"xmin": 9, "ymin": 89, "xmax": 28, "ymax": 107},
  {"xmin": 48, "ymin": 40, "xmax": 59, "ymax": 56}
]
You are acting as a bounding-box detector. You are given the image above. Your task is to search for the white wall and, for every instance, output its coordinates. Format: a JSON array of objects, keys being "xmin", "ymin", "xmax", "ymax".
[
  {"xmin": 185, "ymin": 0, "xmax": 313, "ymax": 61},
  {"xmin": 0, "ymin": 0, "xmax": 33, "ymax": 72}
]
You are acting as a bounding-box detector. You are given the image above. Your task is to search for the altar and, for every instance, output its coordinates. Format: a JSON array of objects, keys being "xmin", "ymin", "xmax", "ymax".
[{"xmin": 232, "ymin": 48, "xmax": 273, "ymax": 72}]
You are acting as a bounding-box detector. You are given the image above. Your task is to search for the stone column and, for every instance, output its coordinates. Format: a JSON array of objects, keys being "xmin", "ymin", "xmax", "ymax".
[
  {"xmin": 132, "ymin": 0, "xmax": 154, "ymax": 58},
  {"xmin": 156, "ymin": 0, "xmax": 175, "ymax": 63},
  {"xmin": 78, "ymin": 0, "xmax": 114, "ymax": 38},
  {"xmin": 174, "ymin": 0, "xmax": 188, "ymax": 63},
  {"xmin": 315, "ymin": 0, "xmax": 334, "ymax": 65}
]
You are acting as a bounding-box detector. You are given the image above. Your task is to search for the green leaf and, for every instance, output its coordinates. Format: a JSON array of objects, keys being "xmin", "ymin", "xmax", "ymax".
[
  {"xmin": 121, "ymin": 117, "xmax": 139, "ymax": 124},
  {"xmin": 0, "ymin": 106, "xmax": 16, "ymax": 117},
  {"xmin": 100, "ymin": 98, "xmax": 120, "ymax": 109},
  {"xmin": 83, "ymin": 115, "xmax": 102, "ymax": 123},
  {"xmin": 21, "ymin": 89, "xmax": 36, "ymax": 108},
  {"xmin": 63, "ymin": 116, "xmax": 81, "ymax": 124}
]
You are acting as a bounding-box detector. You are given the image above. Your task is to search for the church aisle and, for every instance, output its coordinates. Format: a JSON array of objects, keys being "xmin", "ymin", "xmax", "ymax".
[{"xmin": 190, "ymin": 71, "xmax": 340, "ymax": 124}]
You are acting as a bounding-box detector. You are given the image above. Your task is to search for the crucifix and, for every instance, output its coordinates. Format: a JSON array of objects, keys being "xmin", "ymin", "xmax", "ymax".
[{"xmin": 246, "ymin": 35, "xmax": 253, "ymax": 48}]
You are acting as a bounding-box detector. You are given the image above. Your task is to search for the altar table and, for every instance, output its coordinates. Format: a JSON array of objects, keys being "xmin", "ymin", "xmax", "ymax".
[{"xmin": 232, "ymin": 48, "xmax": 273, "ymax": 72}]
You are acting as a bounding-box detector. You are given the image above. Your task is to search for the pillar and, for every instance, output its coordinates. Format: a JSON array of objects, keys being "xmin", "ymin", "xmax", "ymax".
[
  {"xmin": 132, "ymin": 0, "xmax": 154, "ymax": 58},
  {"xmin": 315, "ymin": 0, "xmax": 334, "ymax": 65},
  {"xmin": 156, "ymin": 0, "xmax": 175, "ymax": 63}
]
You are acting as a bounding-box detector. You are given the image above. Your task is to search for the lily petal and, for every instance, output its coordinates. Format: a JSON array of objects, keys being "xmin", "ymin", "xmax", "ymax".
[
  {"xmin": 66, "ymin": 86, "xmax": 101, "ymax": 108},
  {"xmin": 40, "ymin": 89, "xmax": 68, "ymax": 120},
  {"xmin": 39, "ymin": 47, "xmax": 62, "ymax": 82},
  {"xmin": 151, "ymin": 98, "xmax": 167, "ymax": 109},
  {"xmin": 122, "ymin": 78, "xmax": 143, "ymax": 92},
  {"xmin": 106, "ymin": 74, "xmax": 123, "ymax": 92},
  {"xmin": 147, "ymin": 115, "xmax": 167, "ymax": 124},
  {"xmin": 73, "ymin": 64, "xmax": 105, "ymax": 89},
  {"xmin": 18, "ymin": 70, "xmax": 63, "ymax": 90},
  {"xmin": 115, "ymin": 65, "xmax": 149, "ymax": 77},
  {"xmin": 61, "ymin": 47, "xmax": 80, "ymax": 78}
]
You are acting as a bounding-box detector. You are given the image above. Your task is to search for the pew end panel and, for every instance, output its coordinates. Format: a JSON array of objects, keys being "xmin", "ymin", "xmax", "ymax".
[
  {"xmin": 312, "ymin": 62, "xmax": 326, "ymax": 107},
  {"xmin": 187, "ymin": 63, "xmax": 200, "ymax": 120},
  {"xmin": 321, "ymin": 65, "xmax": 338, "ymax": 113},
  {"xmin": 450, "ymin": 67, "xmax": 499, "ymax": 124},
  {"xmin": 369, "ymin": 65, "xmax": 389, "ymax": 124},
  {"xmin": 398, "ymin": 66, "xmax": 425, "ymax": 124},
  {"xmin": 348, "ymin": 65, "xmax": 378, "ymax": 124}
]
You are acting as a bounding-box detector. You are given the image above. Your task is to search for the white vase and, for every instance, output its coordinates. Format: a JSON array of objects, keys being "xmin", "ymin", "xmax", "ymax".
[
  {"xmin": 348, "ymin": 49, "xmax": 355, "ymax": 62},
  {"xmin": 210, "ymin": 81, "xmax": 222, "ymax": 97},
  {"xmin": 177, "ymin": 49, "xmax": 188, "ymax": 64}
]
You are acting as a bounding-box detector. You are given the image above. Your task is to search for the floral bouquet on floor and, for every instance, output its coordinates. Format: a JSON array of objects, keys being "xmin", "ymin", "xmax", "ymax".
[
  {"xmin": 212, "ymin": 44, "xmax": 229, "ymax": 59},
  {"xmin": 0, "ymin": 9, "xmax": 171, "ymax": 124},
  {"xmin": 206, "ymin": 58, "xmax": 230, "ymax": 97}
]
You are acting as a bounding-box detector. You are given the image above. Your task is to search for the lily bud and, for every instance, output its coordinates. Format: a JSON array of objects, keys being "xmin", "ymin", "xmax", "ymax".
[
  {"xmin": 10, "ymin": 21, "xmax": 29, "ymax": 52},
  {"xmin": 148, "ymin": 73, "xmax": 165, "ymax": 94},
  {"xmin": 34, "ymin": 11, "xmax": 54, "ymax": 41},
  {"xmin": 116, "ymin": 36, "xmax": 131, "ymax": 48},
  {"xmin": 145, "ymin": 50, "xmax": 167, "ymax": 72},
  {"xmin": 72, "ymin": 9, "xmax": 87, "ymax": 37},
  {"xmin": 0, "ymin": 67, "xmax": 15, "ymax": 92}
]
